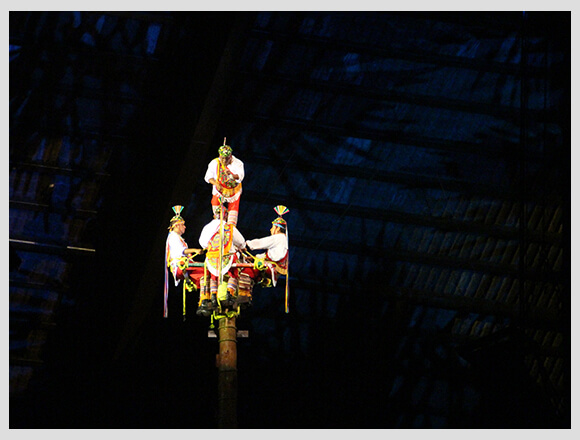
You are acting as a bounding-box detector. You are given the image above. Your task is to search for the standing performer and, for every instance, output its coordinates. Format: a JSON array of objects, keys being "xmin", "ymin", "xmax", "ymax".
[
  {"xmin": 204, "ymin": 139, "xmax": 244, "ymax": 226},
  {"xmin": 243, "ymin": 205, "xmax": 290, "ymax": 312},
  {"xmin": 164, "ymin": 205, "xmax": 188, "ymax": 318}
]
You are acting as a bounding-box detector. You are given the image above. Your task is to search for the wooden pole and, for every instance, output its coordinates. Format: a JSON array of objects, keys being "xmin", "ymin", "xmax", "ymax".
[
  {"xmin": 216, "ymin": 315, "xmax": 237, "ymax": 428},
  {"xmin": 218, "ymin": 201, "xmax": 224, "ymax": 286}
]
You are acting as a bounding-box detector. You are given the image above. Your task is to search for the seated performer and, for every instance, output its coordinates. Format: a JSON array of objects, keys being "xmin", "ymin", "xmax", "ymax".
[
  {"xmin": 204, "ymin": 140, "xmax": 244, "ymax": 226},
  {"xmin": 196, "ymin": 205, "xmax": 246, "ymax": 316},
  {"xmin": 164, "ymin": 205, "xmax": 188, "ymax": 318},
  {"xmin": 243, "ymin": 205, "xmax": 289, "ymax": 288}
]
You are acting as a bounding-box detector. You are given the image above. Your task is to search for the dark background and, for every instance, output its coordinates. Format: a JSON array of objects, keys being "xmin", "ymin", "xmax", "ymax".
[{"xmin": 9, "ymin": 11, "xmax": 570, "ymax": 428}]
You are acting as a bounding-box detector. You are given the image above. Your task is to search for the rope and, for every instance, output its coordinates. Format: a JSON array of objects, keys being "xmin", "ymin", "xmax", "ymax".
[
  {"xmin": 209, "ymin": 308, "xmax": 240, "ymax": 329},
  {"xmin": 183, "ymin": 279, "xmax": 186, "ymax": 318}
]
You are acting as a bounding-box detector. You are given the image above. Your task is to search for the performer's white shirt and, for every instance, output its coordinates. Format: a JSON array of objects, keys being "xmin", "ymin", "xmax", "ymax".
[
  {"xmin": 204, "ymin": 155, "xmax": 245, "ymax": 198},
  {"xmin": 166, "ymin": 230, "xmax": 187, "ymax": 285},
  {"xmin": 198, "ymin": 218, "xmax": 246, "ymax": 250},
  {"xmin": 246, "ymin": 233, "xmax": 288, "ymax": 262}
]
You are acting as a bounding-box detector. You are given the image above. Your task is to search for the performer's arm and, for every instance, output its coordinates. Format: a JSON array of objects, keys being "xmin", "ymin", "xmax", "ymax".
[
  {"xmin": 204, "ymin": 159, "xmax": 218, "ymax": 185},
  {"xmin": 228, "ymin": 158, "xmax": 244, "ymax": 183},
  {"xmin": 246, "ymin": 235, "xmax": 277, "ymax": 251},
  {"xmin": 233, "ymin": 227, "xmax": 246, "ymax": 249},
  {"xmin": 208, "ymin": 177, "xmax": 221, "ymax": 191}
]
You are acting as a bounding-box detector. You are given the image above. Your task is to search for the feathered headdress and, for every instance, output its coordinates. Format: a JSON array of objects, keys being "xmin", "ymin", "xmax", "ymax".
[
  {"xmin": 168, "ymin": 205, "xmax": 185, "ymax": 230},
  {"xmin": 272, "ymin": 205, "xmax": 289, "ymax": 230}
]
